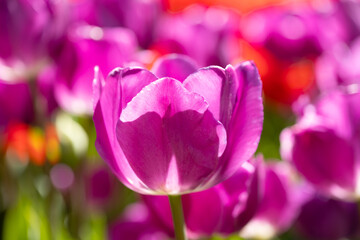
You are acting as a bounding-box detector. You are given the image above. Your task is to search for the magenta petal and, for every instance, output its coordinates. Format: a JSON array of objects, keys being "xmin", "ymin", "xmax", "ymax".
[
  {"xmin": 151, "ymin": 54, "xmax": 198, "ymax": 82},
  {"xmin": 0, "ymin": 80, "xmax": 33, "ymax": 127},
  {"xmin": 93, "ymin": 67, "xmax": 158, "ymax": 193},
  {"xmin": 219, "ymin": 61, "xmax": 264, "ymax": 179},
  {"xmin": 183, "ymin": 66, "xmax": 231, "ymax": 124},
  {"xmin": 182, "ymin": 188, "xmax": 223, "ymax": 237},
  {"xmin": 218, "ymin": 159, "xmax": 262, "ymax": 234},
  {"xmin": 291, "ymin": 128, "xmax": 355, "ymax": 198},
  {"xmin": 183, "ymin": 61, "xmax": 263, "ymax": 182},
  {"xmin": 92, "ymin": 66, "xmax": 105, "ymax": 111},
  {"xmin": 117, "ymin": 78, "xmax": 227, "ymax": 193}
]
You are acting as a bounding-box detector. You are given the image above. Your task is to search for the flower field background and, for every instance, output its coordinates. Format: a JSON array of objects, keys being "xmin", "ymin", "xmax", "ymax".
[{"xmin": 0, "ymin": 0, "xmax": 360, "ymax": 239}]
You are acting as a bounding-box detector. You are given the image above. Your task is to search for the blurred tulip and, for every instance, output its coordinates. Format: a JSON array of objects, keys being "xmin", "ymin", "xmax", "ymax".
[
  {"xmin": 0, "ymin": 81, "xmax": 33, "ymax": 129},
  {"xmin": 142, "ymin": 158, "xmax": 262, "ymax": 238},
  {"xmin": 152, "ymin": 5, "xmax": 241, "ymax": 67},
  {"xmin": 0, "ymin": 0, "xmax": 65, "ymax": 81},
  {"xmin": 54, "ymin": 25, "xmax": 137, "ymax": 115},
  {"xmin": 4, "ymin": 123, "xmax": 60, "ymax": 166},
  {"xmin": 295, "ymin": 194, "xmax": 360, "ymax": 240},
  {"xmin": 68, "ymin": 0, "xmax": 164, "ymax": 48},
  {"xmin": 93, "ymin": 54, "xmax": 263, "ymax": 195},
  {"xmin": 241, "ymin": 6, "xmax": 322, "ymax": 61},
  {"xmin": 86, "ymin": 166, "xmax": 115, "ymax": 206},
  {"xmin": 240, "ymin": 161, "xmax": 311, "ymax": 239},
  {"xmin": 316, "ymin": 37, "xmax": 360, "ymax": 92},
  {"xmin": 281, "ymin": 89, "xmax": 360, "ymax": 200}
]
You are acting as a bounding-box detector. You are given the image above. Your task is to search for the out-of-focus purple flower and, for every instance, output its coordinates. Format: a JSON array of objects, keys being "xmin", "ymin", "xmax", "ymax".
[
  {"xmin": 337, "ymin": 0, "xmax": 360, "ymax": 42},
  {"xmin": 295, "ymin": 194, "xmax": 360, "ymax": 240},
  {"xmin": 241, "ymin": 5, "xmax": 327, "ymax": 61},
  {"xmin": 0, "ymin": 0, "xmax": 66, "ymax": 81},
  {"xmin": 109, "ymin": 203, "xmax": 169, "ymax": 240},
  {"xmin": 240, "ymin": 161, "xmax": 311, "ymax": 239},
  {"xmin": 281, "ymin": 89, "xmax": 360, "ymax": 200},
  {"xmin": 54, "ymin": 24, "xmax": 137, "ymax": 115},
  {"xmin": 86, "ymin": 165, "xmax": 116, "ymax": 206},
  {"xmin": 68, "ymin": 0, "xmax": 164, "ymax": 48},
  {"xmin": 0, "ymin": 81, "xmax": 33, "ymax": 129},
  {"xmin": 316, "ymin": 37, "xmax": 360, "ymax": 92},
  {"xmin": 152, "ymin": 5, "xmax": 241, "ymax": 67},
  {"xmin": 93, "ymin": 54, "xmax": 263, "ymax": 195},
  {"xmin": 141, "ymin": 158, "xmax": 262, "ymax": 238}
]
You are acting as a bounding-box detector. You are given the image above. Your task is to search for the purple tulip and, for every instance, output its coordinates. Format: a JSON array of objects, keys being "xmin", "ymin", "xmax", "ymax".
[
  {"xmin": 68, "ymin": 0, "xmax": 164, "ymax": 48},
  {"xmin": 241, "ymin": 2, "xmax": 351, "ymax": 61},
  {"xmin": 0, "ymin": 0, "xmax": 66, "ymax": 81},
  {"xmin": 152, "ymin": 5, "xmax": 241, "ymax": 67},
  {"xmin": 240, "ymin": 161, "xmax": 311, "ymax": 239},
  {"xmin": 0, "ymin": 80, "xmax": 33, "ymax": 129},
  {"xmin": 281, "ymin": 89, "xmax": 360, "ymax": 200},
  {"xmin": 295, "ymin": 194, "xmax": 360, "ymax": 240},
  {"xmin": 86, "ymin": 165, "xmax": 116, "ymax": 206},
  {"xmin": 141, "ymin": 158, "xmax": 262, "ymax": 238},
  {"xmin": 93, "ymin": 54, "xmax": 263, "ymax": 195},
  {"xmin": 54, "ymin": 24, "xmax": 137, "ymax": 115},
  {"xmin": 316, "ymin": 37, "xmax": 360, "ymax": 92}
]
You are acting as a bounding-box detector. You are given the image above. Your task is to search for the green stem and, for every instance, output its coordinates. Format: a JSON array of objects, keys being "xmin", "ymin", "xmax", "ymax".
[{"xmin": 168, "ymin": 195, "xmax": 187, "ymax": 240}]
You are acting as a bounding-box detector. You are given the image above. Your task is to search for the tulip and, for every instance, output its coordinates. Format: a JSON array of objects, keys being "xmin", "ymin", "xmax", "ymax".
[
  {"xmin": 85, "ymin": 166, "xmax": 116, "ymax": 206},
  {"xmin": 0, "ymin": 0, "xmax": 65, "ymax": 81},
  {"xmin": 241, "ymin": 2, "xmax": 352, "ymax": 61},
  {"xmin": 152, "ymin": 5, "xmax": 241, "ymax": 67},
  {"xmin": 0, "ymin": 81, "xmax": 33, "ymax": 129},
  {"xmin": 93, "ymin": 54, "xmax": 263, "ymax": 195},
  {"xmin": 295, "ymin": 194, "xmax": 360, "ymax": 240},
  {"xmin": 68, "ymin": 0, "xmax": 164, "ymax": 48},
  {"xmin": 281, "ymin": 89, "xmax": 360, "ymax": 200},
  {"xmin": 142, "ymin": 158, "xmax": 262, "ymax": 238},
  {"xmin": 316, "ymin": 37, "xmax": 360, "ymax": 92},
  {"xmin": 93, "ymin": 54, "xmax": 263, "ymax": 239},
  {"xmin": 54, "ymin": 24, "xmax": 137, "ymax": 115},
  {"xmin": 240, "ymin": 161, "xmax": 311, "ymax": 239}
]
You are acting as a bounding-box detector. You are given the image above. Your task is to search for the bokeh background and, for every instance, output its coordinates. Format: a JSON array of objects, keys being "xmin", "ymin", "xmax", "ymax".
[{"xmin": 1, "ymin": 0, "xmax": 360, "ymax": 239}]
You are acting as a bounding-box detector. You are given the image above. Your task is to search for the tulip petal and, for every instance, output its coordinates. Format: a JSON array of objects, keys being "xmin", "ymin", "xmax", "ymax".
[
  {"xmin": 183, "ymin": 188, "xmax": 223, "ymax": 236},
  {"xmin": 220, "ymin": 61, "xmax": 263, "ymax": 179},
  {"xmin": 183, "ymin": 66, "xmax": 234, "ymax": 126},
  {"xmin": 183, "ymin": 61, "xmax": 263, "ymax": 184},
  {"xmin": 291, "ymin": 128, "xmax": 355, "ymax": 198},
  {"xmin": 117, "ymin": 78, "xmax": 227, "ymax": 193},
  {"xmin": 151, "ymin": 54, "xmax": 198, "ymax": 82},
  {"xmin": 93, "ymin": 67, "xmax": 158, "ymax": 193}
]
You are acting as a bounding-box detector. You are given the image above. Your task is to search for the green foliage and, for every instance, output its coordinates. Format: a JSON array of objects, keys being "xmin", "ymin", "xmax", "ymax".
[
  {"xmin": 3, "ymin": 194, "xmax": 50, "ymax": 240},
  {"xmin": 256, "ymin": 102, "xmax": 295, "ymax": 160}
]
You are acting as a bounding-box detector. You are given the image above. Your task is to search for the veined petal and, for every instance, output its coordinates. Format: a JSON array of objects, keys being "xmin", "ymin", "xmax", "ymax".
[
  {"xmin": 290, "ymin": 128, "xmax": 356, "ymax": 199},
  {"xmin": 117, "ymin": 78, "xmax": 226, "ymax": 194},
  {"xmin": 219, "ymin": 61, "xmax": 264, "ymax": 180},
  {"xmin": 93, "ymin": 67, "xmax": 158, "ymax": 193}
]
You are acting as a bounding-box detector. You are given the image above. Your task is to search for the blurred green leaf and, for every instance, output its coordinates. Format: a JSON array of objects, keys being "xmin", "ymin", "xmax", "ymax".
[
  {"xmin": 256, "ymin": 103, "xmax": 295, "ymax": 160},
  {"xmin": 209, "ymin": 234, "xmax": 245, "ymax": 240},
  {"xmin": 79, "ymin": 213, "xmax": 106, "ymax": 240},
  {"xmin": 3, "ymin": 194, "xmax": 50, "ymax": 240}
]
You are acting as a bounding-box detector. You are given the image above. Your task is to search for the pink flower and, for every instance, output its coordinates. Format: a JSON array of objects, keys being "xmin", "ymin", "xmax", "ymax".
[{"xmin": 93, "ymin": 54, "xmax": 263, "ymax": 195}]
